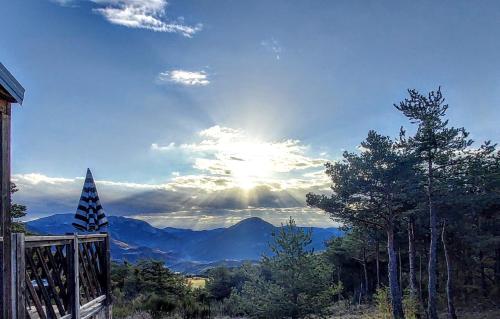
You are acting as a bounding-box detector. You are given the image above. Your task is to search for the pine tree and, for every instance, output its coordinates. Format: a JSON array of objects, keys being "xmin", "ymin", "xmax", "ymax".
[
  {"xmin": 308, "ymin": 130, "xmax": 419, "ymax": 319},
  {"xmin": 395, "ymin": 88, "xmax": 471, "ymax": 319}
]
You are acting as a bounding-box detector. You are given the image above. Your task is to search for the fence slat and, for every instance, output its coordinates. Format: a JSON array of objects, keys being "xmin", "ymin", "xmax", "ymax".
[
  {"xmin": 25, "ymin": 275, "xmax": 46, "ymax": 319},
  {"xmin": 103, "ymin": 234, "xmax": 112, "ymax": 319},
  {"xmin": 35, "ymin": 247, "xmax": 66, "ymax": 315},
  {"xmin": 83, "ymin": 242, "xmax": 102, "ymax": 294},
  {"xmin": 44, "ymin": 246, "xmax": 68, "ymax": 308},
  {"xmin": 78, "ymin": 245, "xmax": 95, "ymax": 301},
  {"xmin": 69, "ymin": 234, "xmax": 80, "ymax": 319},
  {"xmin": 26, "ymin": 247, "xmax": 58, "ymax": 318}
]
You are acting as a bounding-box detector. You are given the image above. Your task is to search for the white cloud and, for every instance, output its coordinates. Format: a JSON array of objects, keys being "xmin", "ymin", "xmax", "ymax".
[
  {"xmin": 51, "ymin": 0, "xmax": 76, "ymax": 6},
  {"xmin": 152, "ymin": 125, "xmax": 328, "ymax": 190},
  {"xmin": 13, "ymin": 173, "xmax": 75, "ymax": 185},
  {"xmin": 157, "ymin": 70, "xmax": 210, "ymax": 86},
  {"xmin": 53, "ymin": 0, "xmax": 202, "ymax": 37},
  {"xmin": 151, "ymin": 142, "xmax": 176, "ymax": 151},
  {"xmin": 15, "ymin": 126, "xmax": 334, "ymax": 228},
  {"xmin": 261, "ymin": 38, "xmax": 282, "ymax": 60},
  {"xmin": 133, "ymin": 207, "xmax": 339, "ymax": 230}
]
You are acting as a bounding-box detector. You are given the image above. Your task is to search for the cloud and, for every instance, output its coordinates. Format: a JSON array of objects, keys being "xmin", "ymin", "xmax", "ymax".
[
  {"xmin": 152, "ymin": 125, "xmax": 327, "ymax": 190},
  {"xmin": 157, "ymin": 70, "xmax": 210, "ymax": 86},
  {"xmin": 15, "ymin": 126, "xmax": 334, "ymax": 228},
  {"xmin": 51, "ymin": 0, "xmax": 76, "ymax": 6},
  {"xmin": 14, "ymin": 173, "xmax": 75, "ymax": 185},
  {"xmin": 52, "ymin": 0, "xmax": 202, "ymax": 37},
  {"xmin": 12, "ymin": 171, "xmax": 333, "ymax": 229},
  {"xmin": 261, "ymin": 38, "xmax": 282, "ymax": 60},
  {"xmin": 151, "ymin": 142, "xmax": 176, "ymax": 151},
  {"xmin": 133, "ymin": 207, "xmax": 339, "ymax": 230}
]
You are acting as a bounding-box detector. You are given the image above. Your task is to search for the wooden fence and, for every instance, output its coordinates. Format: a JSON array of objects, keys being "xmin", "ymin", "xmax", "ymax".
[{"xmin": 1, "ymin": 233, "xmax": 112, "ymax": 319}]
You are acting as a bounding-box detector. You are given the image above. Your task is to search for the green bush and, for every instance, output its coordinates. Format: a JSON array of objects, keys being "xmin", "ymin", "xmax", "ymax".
[
  {"xmin": 373, "ymin": 287, "xmax": 391, "ymax": 319},
  {"xmin": 402, "ymin": 289, "xmax": 420, "ymax": 319}
]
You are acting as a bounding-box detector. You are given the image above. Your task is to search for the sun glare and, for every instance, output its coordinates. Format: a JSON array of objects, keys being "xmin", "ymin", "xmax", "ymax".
[
  {"xmin": 181, "ymin": 125, "xmax": 322, "ymax": 192},
  {"xmin": 225, "ymin": 140, "xmax": 274, "ymax": 190}
]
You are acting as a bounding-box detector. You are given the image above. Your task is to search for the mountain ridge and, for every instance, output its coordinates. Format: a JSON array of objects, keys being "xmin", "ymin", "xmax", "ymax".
[{"xmin": 26, "ymin": 214, "xmax": 342, "ymax": 273}]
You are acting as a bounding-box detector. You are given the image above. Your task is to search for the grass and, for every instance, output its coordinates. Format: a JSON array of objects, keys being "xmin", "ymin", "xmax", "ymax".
[{"xmin": 187, "ymin": 277, "xmax": 207, "ymax": 289}]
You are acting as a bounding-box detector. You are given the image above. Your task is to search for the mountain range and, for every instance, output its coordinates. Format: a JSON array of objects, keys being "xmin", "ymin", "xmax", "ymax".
[{"xmin": 26, "ymin": 214, "xmax": 341, "ymax": 274}]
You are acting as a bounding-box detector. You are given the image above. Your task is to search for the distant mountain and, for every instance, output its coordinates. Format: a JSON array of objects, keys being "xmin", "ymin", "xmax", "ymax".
[
  {"xmin": 187, "ymin": 217, "xmax": 275, "ymax": 262},
  {"xmin": 26, "ymin": 214, "xmax": 342, "ymax": 273}
]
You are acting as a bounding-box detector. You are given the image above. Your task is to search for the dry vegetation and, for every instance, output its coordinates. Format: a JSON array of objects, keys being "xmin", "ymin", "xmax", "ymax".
[{"xmin": 187, "ymin": 277, "xmax": 207, "ymax": 289}]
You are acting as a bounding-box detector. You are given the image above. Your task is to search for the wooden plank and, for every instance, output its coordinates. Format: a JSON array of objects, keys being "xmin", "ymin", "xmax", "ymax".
[
  {"xmin": 77, "ymin": 234, "xmax": 107, "ymax": 240},
  {"xmin": 78, "ymin": 238, "xmax": 105, "ymax": 244},
  {"xmin": 81, "ymin": 305, "xmax": 104, "ymax": 319},
  {"xmin": 69, "ymin": 234, "xmax": 80, "ymax": 319},
  {"xmin": 26, "ymin": 239, "xmax": 72, "ymax": 248},
  {"xmin": 81, "ymin": 295, "xmax": 106, "ymax": 310},
  {"xmin": 0, "ymin": 63, "xmax": 25, "ymax": 104},
  {"xmin": 1, "ymin": 101, "xmax": 12, "ymax": 319},
  {"xmin": 26, "ymin": 235, "xmax": 74, "ymax": 242},
  {"xmin": 61, "ymin": 295, "xmax": 106, "ymax": 319},
  {"xmin": 11, "ymin": 233, "xmax": 18, "ymax": 318},
  {"xmin": 103, "ymin": 234, "xmax": 112, "ymax": 319},
  {"xmin": 12, "ymin": 233, "xmax": 26, "ymax": 319}
]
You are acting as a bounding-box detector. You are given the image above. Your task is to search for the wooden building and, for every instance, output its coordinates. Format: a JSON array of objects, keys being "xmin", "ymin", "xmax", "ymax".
[{"xmin": 0, "ymin": 63, "xmax": 112, "ymax": 318}]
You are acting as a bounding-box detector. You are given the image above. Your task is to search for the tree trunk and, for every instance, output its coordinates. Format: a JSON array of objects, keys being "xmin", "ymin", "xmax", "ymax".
[
  {"xmin": 442, "ymin": 221, "xmax": 457, "ymax": 319},
  {"xmin": 419, "ymin": 253, "xmax": 423, "ymax": 300},
  {"xmin": 427, "ymin": 159, "xmax": 439, "ymax": 319},
  {"xmin": 495, "ymin": 248, "xmax": 500, "ymax": 290},
  {"xmin": 363, "ymin": 246, "xmax": 369, "ymax": 296},
  {"xmin": 408, "ymin": 218, "xmax": 418, "ymax": 300},
  {"xmin": 337, "ymin": 265, "xmax": 342, "ymax": 302},
  {"xmin": 399, "ymin": 248, "xmax": 403, "ymax": 288},
  {"xmin": 387, "ymin": 226, "xmax": 405, "ymax": 319},
  {"xmin": 479, "ymin": 250, "xmax": 487, "ymax": 297},
  {"xmin": 376, "ymin": 239, "xmax": 380, "ymax": 290}
]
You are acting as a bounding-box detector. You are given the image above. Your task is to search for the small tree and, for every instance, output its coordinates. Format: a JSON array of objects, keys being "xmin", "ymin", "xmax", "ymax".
[
  {"xmin": 11, "ymin": 182, "xmax": 27, "ymax": 233},
  {"xmin": 236, "ymin": 218, "xmax": 341, "ymax": 318}
]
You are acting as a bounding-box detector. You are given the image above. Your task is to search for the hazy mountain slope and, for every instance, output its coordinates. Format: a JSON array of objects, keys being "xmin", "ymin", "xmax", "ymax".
[
  {"xmin": 27, "ymin": 214, "xmax": 181, "ymax": 251},
  {"xmin": 26, "ymin": 214, "xmax": 342, "ymax": 273},
  {"xmin": 187, "ymin": 217, "xmax": 275, "ymax": 262}
]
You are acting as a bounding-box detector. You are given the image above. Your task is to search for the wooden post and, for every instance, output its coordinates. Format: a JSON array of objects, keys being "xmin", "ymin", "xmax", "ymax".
[
  {"xmin": 0, "ymin": 99, "xmax": 12, "ymax": 319},
  {"xmin": 104, "ymin": 234, "xmax": 112, "ymax": 319},
  {"xmin": 69, "ymin": 234, "xmax": 80, "ymax": 318},
  {"xmin": 11, "ymin": 233, "xmax": 25, "ymax": 319}
]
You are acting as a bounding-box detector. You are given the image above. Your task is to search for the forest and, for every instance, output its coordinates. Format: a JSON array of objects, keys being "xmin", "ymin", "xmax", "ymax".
[{"xmin": 96, "ymin": 88, "xmax": 500, "ymax": 318}]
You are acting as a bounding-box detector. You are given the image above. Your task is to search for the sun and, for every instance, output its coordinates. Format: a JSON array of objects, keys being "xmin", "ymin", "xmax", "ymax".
[
  {"xmin": 188, "ymin": 125, "xmax": 313, "ymax": 191},
  {"xmin": 223, "ymin": 140, "xmax": 274, "ymax": 190}
]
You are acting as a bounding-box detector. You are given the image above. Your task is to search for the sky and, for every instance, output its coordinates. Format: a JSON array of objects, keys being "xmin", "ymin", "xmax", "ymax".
[{"xmin": 1, "ymin": 0, "xmax": 499, "ymax": 229}]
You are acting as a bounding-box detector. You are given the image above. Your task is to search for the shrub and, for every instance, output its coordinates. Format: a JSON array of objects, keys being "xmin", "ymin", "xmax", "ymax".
[{"xmin": 373, "ymin": 287, "xmax": 391, "ymax": 319}]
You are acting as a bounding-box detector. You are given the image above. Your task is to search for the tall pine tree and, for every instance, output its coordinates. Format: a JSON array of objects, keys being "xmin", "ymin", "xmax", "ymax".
[
  {"xmin": 308, "ymin": 131, "xmax": 419, "ymax": 319},
  {"xmin": 395, "ymin": 88, "xmax": 471, "ymax": 319}
]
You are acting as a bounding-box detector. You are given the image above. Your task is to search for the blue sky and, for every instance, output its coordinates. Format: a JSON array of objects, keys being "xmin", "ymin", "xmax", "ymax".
[{"xmin": 2, "ymin": 0, "xmax": 499, "ymax": 229}]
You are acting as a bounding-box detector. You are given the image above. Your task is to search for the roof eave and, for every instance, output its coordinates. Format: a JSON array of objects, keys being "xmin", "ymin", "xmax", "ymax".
[{"xmin": 0, "ymin": 63, "xmax": 25, "ymax": 105}]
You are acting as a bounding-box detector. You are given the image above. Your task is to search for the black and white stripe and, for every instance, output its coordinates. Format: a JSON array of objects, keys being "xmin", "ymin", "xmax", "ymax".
[{"xmin": 72, "ymin": 168, "xmax": 109, "ymax": 232}]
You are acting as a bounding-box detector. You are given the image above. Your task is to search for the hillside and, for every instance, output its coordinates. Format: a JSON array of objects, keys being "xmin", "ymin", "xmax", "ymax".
[{"xmin": 26, "ymin": 214, "xmax": 342, "ymax": 273}]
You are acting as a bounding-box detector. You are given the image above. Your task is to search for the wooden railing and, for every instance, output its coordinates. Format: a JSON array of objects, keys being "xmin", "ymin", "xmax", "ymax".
[{"xmin": 1, "ymin": 233, "xmax": 111, "ymax": 319}]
